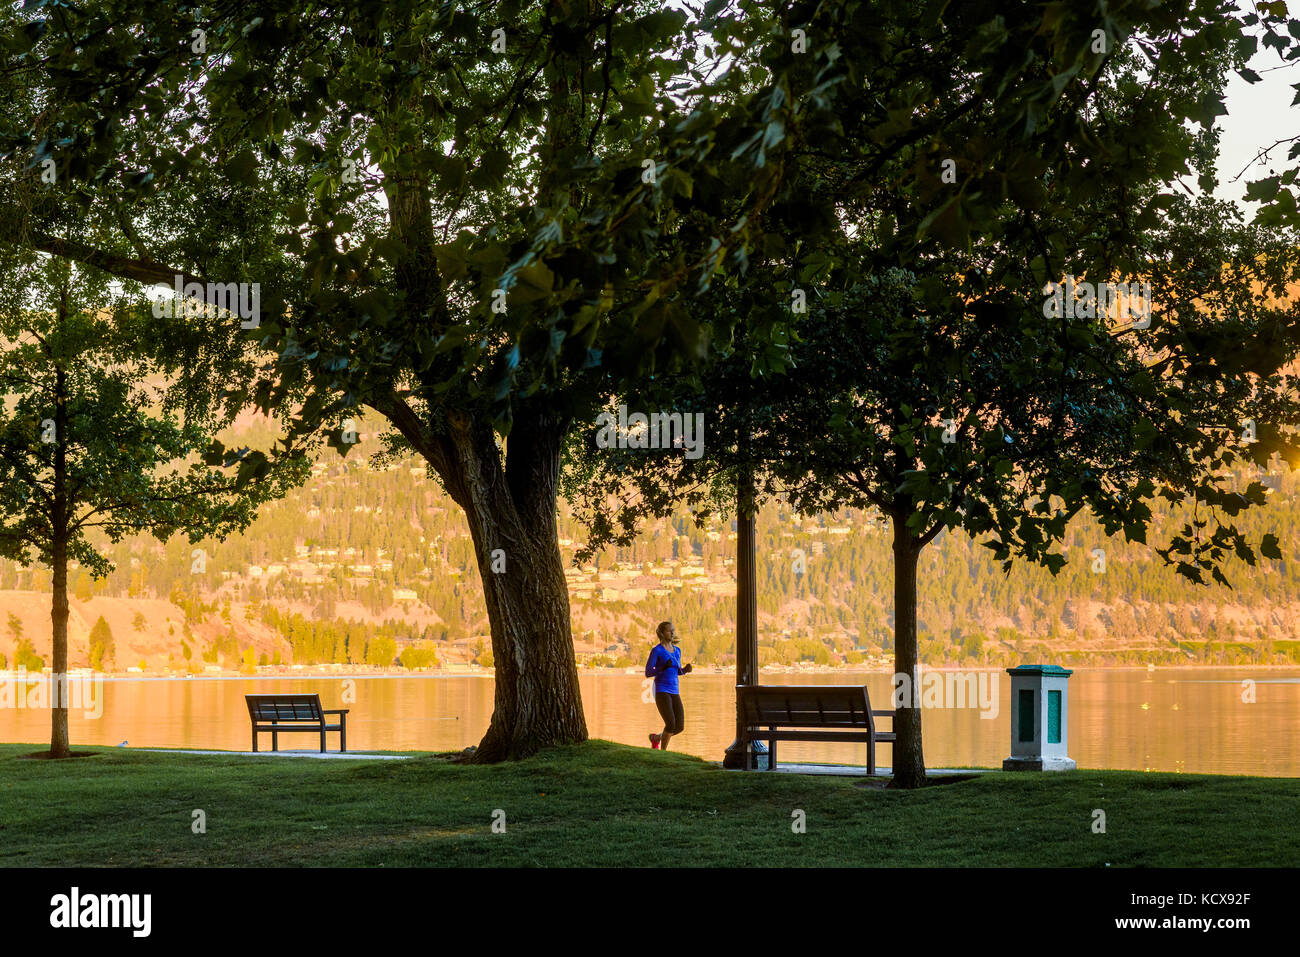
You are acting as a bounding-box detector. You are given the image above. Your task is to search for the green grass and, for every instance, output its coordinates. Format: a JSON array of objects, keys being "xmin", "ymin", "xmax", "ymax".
[{"xmin": 1, "ymin": 740, "xmax": 1297, "ymax": 866}]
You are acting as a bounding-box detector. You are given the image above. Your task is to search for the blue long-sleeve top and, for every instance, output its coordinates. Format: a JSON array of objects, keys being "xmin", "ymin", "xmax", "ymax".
[{"xmin": 645, "ymin": 643, "xmax": 683, "ymax": 694}]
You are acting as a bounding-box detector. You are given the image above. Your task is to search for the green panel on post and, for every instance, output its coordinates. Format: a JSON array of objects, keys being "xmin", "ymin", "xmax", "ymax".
[
  {"xmin": 1048, "ymin": 689, "xmax": 1062, "ymax": 744},
  {"xmin": 1017, "ymin": 689, "xmax": 1035, "ymax": 742}
]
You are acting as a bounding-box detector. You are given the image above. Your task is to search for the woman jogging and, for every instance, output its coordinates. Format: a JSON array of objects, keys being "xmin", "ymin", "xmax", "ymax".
[{"xmin": 645, "ymin": 620, "xmax": 692, "ymax": 750}]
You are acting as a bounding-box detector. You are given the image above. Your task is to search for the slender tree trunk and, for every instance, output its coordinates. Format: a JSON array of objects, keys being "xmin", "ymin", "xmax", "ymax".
[
  {"xmin": 50, "ymin": 536, "xmax": 70, "ymax": 758},
  {"xmin": 889, "ymin": 512, "xmax": 925, "ymax": 788},
  {"xmin": 49, "ymin": 358, "xmax": 70, "ymax": 759}
]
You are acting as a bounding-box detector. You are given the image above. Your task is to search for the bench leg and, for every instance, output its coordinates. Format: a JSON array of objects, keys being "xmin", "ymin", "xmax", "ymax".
[
  {"xmin": 320, "ymin": 726, "xmax": 327, "ymax": 753},
  {"xmin": 340, "ymin": 716, "xmax": 346, "ymax": 753},
  {"xmin": 768, "ymin": 728, "xmax": 776, "ymax": 771},
  {"xmin": 272, "ymin": 730, "xmax": 278, "ymax": 752},
  {"xmin": 868, "ymin": 735, "xmax": 875, "ymax": 776},
  {"xmin": 252, "ymin": 728, "xmax": 257, "ymax": 753}
]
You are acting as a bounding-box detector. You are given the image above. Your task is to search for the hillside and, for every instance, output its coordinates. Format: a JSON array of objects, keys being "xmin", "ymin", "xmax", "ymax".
[{"xmin": 3, "ymin": 435, "xmax": 1300, "ymax": 674}]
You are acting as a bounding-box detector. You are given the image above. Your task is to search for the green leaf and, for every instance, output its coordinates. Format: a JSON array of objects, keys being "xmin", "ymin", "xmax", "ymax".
[
  {"xmin": 1245, "ymin": 175, "xmax": 1281, "ymax": 202},
  {"xmin": 510, "ymin": 261, "xmax": 555, "ymax": 304},
  {"xmin": 1261, "ymin": 534, "xmax": 1283, "ymax": 560},
  {"xmin": 226, "ymin": 150, "xmax": 258, "ymax": 184}
]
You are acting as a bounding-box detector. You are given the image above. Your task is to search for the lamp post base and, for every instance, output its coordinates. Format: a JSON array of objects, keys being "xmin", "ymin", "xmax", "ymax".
[{"xmin": 723, "ymin": 738, "xmax": 769, "ymax": 770}]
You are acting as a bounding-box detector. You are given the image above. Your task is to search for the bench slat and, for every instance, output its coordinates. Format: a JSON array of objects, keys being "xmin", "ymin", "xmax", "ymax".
[
  {"xmin": 246, "ymin": 693, "xmax": 325, "ymax": 721},
  {"xmin": 251, "ymin": 724, "xmax": 344, "ymax": 733}
]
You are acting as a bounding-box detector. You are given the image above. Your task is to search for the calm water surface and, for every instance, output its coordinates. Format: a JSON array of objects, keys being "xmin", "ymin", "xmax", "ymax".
[{"xmin": 3, "ymin": 668, "xmax": 1298, "ymax": 776}]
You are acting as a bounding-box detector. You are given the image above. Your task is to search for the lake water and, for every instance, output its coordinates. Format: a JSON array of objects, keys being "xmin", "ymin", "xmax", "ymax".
[{"xmin": 3, "ymin": 668, "xmax": 1298, "ymax": 776}]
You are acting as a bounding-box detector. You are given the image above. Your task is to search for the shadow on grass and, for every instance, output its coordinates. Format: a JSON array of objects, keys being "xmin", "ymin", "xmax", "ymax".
[
  {"xmin": 17, "ymin": 751, "xmax": 100, "ymax": 760},
  {"xmin": 854, "ymin": 772, "xmax": 982, "ymax": 790}
]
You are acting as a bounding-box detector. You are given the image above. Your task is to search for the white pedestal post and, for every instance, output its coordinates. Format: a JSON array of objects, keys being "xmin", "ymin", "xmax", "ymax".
[{"xmin": 1003, "ymin": 664, "xmax": 1076, "ymax": 771}]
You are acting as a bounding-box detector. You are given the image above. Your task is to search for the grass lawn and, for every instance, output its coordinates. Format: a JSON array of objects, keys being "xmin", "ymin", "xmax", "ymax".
[{"xmin": 1, "ymin": 740, "xmax": 1296, "ymax": 867}]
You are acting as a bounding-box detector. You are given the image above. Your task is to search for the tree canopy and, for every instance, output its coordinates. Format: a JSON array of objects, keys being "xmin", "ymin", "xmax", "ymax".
[
  {"xmin": 6, "ymin": 0, "xmax": 1300, "ymax": 766},
  {"xmin": 564, "ymin": 0, "xmax": 1300, "ymax": 785}
]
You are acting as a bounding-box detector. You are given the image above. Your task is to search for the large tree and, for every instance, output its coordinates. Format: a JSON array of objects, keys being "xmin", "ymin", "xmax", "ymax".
[{"xmin": 0, "ymin": 0, "xmax": 817, "ymax": 759}]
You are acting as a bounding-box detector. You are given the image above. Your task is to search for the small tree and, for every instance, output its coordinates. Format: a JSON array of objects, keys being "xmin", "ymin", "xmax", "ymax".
[
  {"xmin": 87, "ymin": 615, "xmax": 114, "ymax": 672},
  {"xmin": 365, "ymin": 636, "xmax": 397, "ymax": 668},
  {"xmin": 0, "ymin": 255, "xmax": 304, "ymax": 757},
  {"xmin": 13, "ymin": 637, "xmax": 43, "ymax": 671},
  {"xmin": 400, "ymin": 643, "xmax": 439, "ymax": 670}
]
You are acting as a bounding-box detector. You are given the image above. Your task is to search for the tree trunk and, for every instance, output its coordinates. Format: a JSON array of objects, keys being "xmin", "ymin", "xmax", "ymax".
[
  {"xmin": 439, "ymin": 409, "xmax": 587, "ymax": 762},
  {"xmin": 889, "ymin": 512, "xmax": 925, "ymax": 788},
  {"xmin": 49, "ymin": 359, "xmax": 70, "ymax": 759},
  {"xmin": 469, "ymin": 519, "xmax": 586, "ymax": 762},
  {"xmin": 49, "ymin": 536, "xmax": 70, "ymax": 758},
  {"xmin": 367, "ymin": 1, "xmax": 603, "ymax": 762}
]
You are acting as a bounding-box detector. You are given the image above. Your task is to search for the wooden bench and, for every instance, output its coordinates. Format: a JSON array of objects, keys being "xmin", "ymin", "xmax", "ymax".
[
  {"xmin": 245, "ymin": 694, "xmax": 349, "ymax": 753},
  {"xmin": 737, "ymin": 685, "xmax": 894, "ymax": 774}
]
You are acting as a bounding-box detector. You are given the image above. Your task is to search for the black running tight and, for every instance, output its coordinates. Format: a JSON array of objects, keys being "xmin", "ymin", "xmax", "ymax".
[{"xmin": 655, "ymin": 692, "xmax": 684, "ymax": 735}]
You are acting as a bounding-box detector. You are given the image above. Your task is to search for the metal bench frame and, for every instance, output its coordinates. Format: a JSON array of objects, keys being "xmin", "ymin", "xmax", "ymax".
[
  {"xmin": 245, "ymin": 693, "xmax": 350, "ymax": 753},
  {"xmin": 737, "ymin": 684, "xmax": 895, "ymax": 774}
]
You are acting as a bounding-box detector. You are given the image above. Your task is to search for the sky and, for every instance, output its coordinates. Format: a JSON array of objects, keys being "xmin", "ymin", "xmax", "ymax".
[
  {"xmin": 665, "ymin": 0, "xmax": 1295, "ymax": 215},
  {"xmin": 1217, "ymin": 43, "xmax": 1300, "ymax": 210}
]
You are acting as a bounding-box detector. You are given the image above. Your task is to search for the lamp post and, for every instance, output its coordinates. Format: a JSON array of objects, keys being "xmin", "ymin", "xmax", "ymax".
[{"xmin": 723, "ymin": 466, "xmax": 767, "ymax": 769}]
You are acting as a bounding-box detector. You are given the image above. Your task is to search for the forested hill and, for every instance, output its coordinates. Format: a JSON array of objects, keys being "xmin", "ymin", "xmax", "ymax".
[{"xmin": 2, "ymin": 440, "xmax": 1299, "ymax": 673}]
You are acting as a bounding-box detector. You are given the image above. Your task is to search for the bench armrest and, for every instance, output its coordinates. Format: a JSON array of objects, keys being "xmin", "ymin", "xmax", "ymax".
[{"xmin": 322, "ymin": 709, "xmax": 350, "ymax": 715}]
